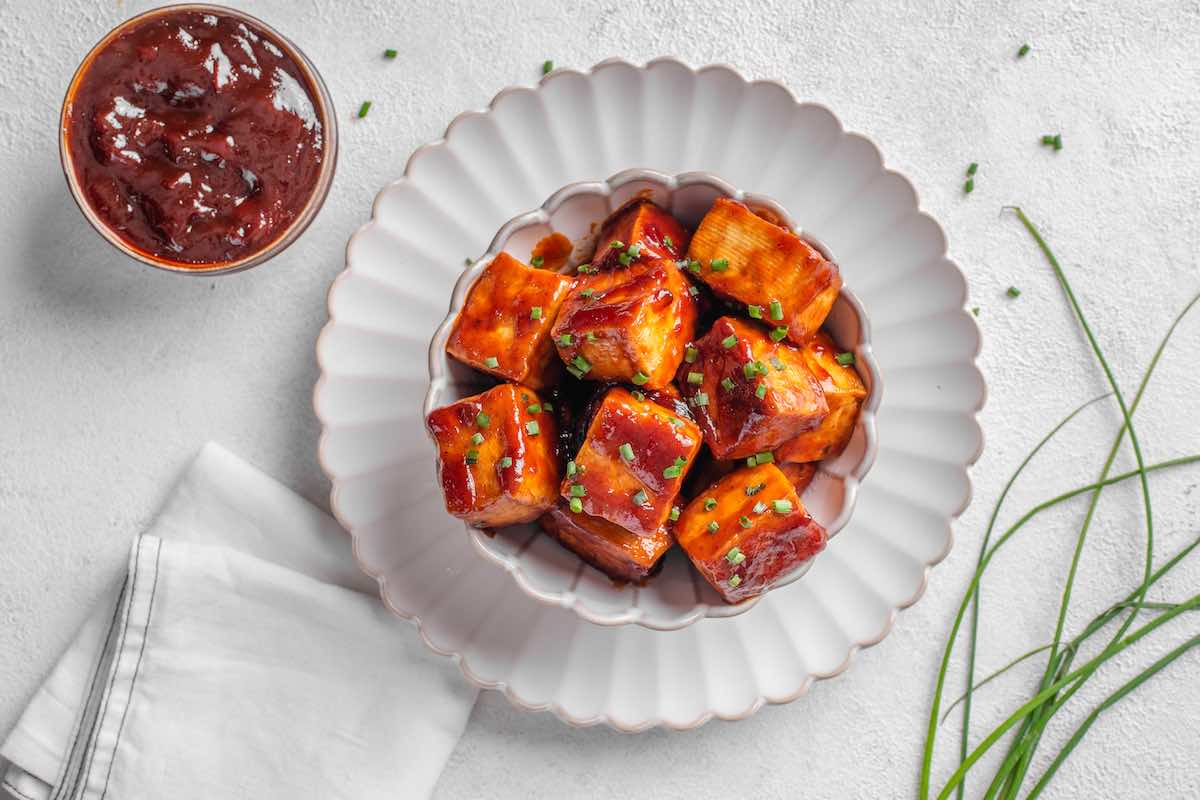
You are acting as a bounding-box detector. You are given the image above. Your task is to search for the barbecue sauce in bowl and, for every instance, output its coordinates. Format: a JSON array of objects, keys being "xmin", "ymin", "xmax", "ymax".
[{"xmin": 62, "ymin": 7, "xmax": 332, "ymax": 271}]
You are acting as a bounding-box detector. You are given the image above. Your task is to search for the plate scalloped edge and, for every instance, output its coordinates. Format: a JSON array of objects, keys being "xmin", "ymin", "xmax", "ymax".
[{"xmin": 315, "ymin": 57, "xmax": 986, "ymax": 731}]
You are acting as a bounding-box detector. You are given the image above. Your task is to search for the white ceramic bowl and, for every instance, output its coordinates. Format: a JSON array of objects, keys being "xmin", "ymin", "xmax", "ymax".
[{"xmin": 424, "ymin": 169, "xmax": 881, "ymax": 630}]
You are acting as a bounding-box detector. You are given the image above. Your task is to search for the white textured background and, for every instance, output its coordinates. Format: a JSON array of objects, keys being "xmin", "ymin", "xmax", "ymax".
[{"xmin": 2, "ymin": 1, "xmax": 1199, "ymax": 797}]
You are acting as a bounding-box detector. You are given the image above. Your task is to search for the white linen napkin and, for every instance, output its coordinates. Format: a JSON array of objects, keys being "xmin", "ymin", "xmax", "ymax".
[{"xmin": 1, "ymin": 443, "xmax": 477, "ymax": 800}]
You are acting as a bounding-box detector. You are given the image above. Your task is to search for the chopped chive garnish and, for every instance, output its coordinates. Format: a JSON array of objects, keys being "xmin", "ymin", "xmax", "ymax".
[
  {"xmin": 525, "ymin": 420, "xmax": 540, "ymax": 436},
  {"xmin": 707, "ymin": 520, "xmax": 720, "ymax": 533},
  {"xmin": 527, "ymin": 403, "xmax": 542, "ymax": 414},
  {"xmin": 470, "ymin": 432, "xmax": 484, "ymax": 445},
  {"xmin": 571, "ymin": 355, "xmax": 592, "ymax": 374},
  {"xmin": 755, "ymin": 382, "xmax": 767, "ymax": 400},
  {"xmin": 721, "ymin": 335, "xmax": 737, "ymax": 348},
  {"xmin": 542, "ymin": 59, "xmax": 554, "ymax": 74},
  {"xmin": 632, "ymin": 390, "xmax": 645, "ymax": 401},
  {"xmin": 484, "ymin": 356, "xmax": 499, "ymax": 368},
  {"xmin": 745, "ymin": 482, "xmax": 766, "ymax": 496},
  {"xmin": 742, "ymin": 362, "xmax": 758, "ymax": 379},
  {"xmin": 728, "ymin": 574, "xmax": 741, "ymax": 588},
  {"xmin": 566, "ymin": 366, "xmax": 584, "ymax": 379},
  {"xmin": 684, "ymin": 347, "xmax": 699, "ymax": 363},
  {"xmin": 1007, "ymin": 286, "xmax": 1021, "ymax": 298},
  {"xmin": 610, "ymin": 240, "xmax": 624, "ymax": 249},
  {"xmin": 673, "ymin": 456, "xmax": 687, "ymax": 467},
  {"xmin": 688, "ymin": 260, "xmax": 702, "ymax": 274},
  {"xmin": 964, "ymin": 179, "xmax": 975, "ymax": 194},
  {"xmin": 530, "ymin": 255, "xmax": 544, "ymax": 267},
  {"xmin": 558, "ymin": 333, "xmax": 574, "ymax": 346},
  {"xmin": 753, "ymin": 501, "xmax": 768, "ymax": 514},
  {"xmin": 569, "ymin": 497, "xmax": 583, "ymax": 513},
  {"xmin": 693, "ymin": 391, "xmax": 709, "ymax": 407},
  {"xmin": 619, "ymin": 442, "xmax": 635, "ymax": 462},
  {"xmin": 618, "ymin": 252, "xmax": 633, "ymax": 266},
  {"xmin": 770, "ymin": 356, "xmax": 785, "ymax": 371},
  {"xmin": 835, "ymin": 351, "xmax": 855, "ymax": 366},
  {"xmin": 738, "ymin": 516, "xmax": 752, "ymax": 529},
  {"xmin": 747, "ymin": 304, "xmax": 763, "ymax": 319},
  {"xmin": 663, "ymin": 464, "xmax": 682, "ymax": 479},
  {"xmin": 664, "ymin": 235, "xmax": 674, "ymax": 249},
  {"xmin": 357, "ymin": 101, "xmax": 372, "ymax": 118},
  {"xmin": 971, "ymin": 306, "xmax": 980, "ymax": 316},
  {"xmin": 580, "ymin": 288, "xmax": 594, "ymax": 298},
  {"xmin": 530, "ymin": 306, "xmax": 542, "ymax": 320},
  {"xmin": 721, "ymin": 377, "xmax": 735, "ymax": 391},
  {"xmin": 687, "ymin": 371, "xmax": 704, "ymax": 385},
  {"xmin": 499, "ymin": 456, "xmax": 513, "ymax": 468},
  {"xmin": 670, "ymin": 417, "xmax": 685, "ymax": 427},
  {"xmin": 384, "ymin": 48, "xmax": 398, "ymax": 59},
  {"xmin": 745, "ymin": 451, "xmax": 773, "ymax": 466},
  {"xmin": 566, "ymin": 460, "xmax": 577, "ymax": 476},
  {"xmin": 1017, "ymin": 43, "xmax": 1030, "ymax": 58},
  {"xmin": 772, "ymin": 499, "xmax": 793, "ymax": 514},
  {"xmin": 631, "ymin": 371, "xmax": 649, "ymax": 385},
  {"xmin": 670, "ymin": 505, "xmax": 680, "ymax": 521},
  {"xmin": 769, "ymin": 300, "xmax": 783, "ymax": 320},
  {"xmin": 710, "ymin": 258, "xmax": 729, "ymax": 272},
  {"xmin": 577, "ymin": 264, "xmax": 591, "ymax": 274},
  {"xmin": 688, "ymin": 285, "xmax": 700, "ymax": 296},
  {"xmin": 632, "ymin": 489, "xmax": 648, "ymax": 506},
  {"xmin": 1053, "ymin": 133, "xmax": 1063, "ymax": 151},
  {"xmin": 627, "ymin": 243, "xmax": 641, "ymax": 257},
  {"xmin": 476, "ymin": 412, "xmax": 490, "ymax": 429},
  {"xmin": 465, "ymin": 449, "xmax": 479, "ymax": 464},
  {"xmin": 704, "ymin": 497, "xmax": 717, "ymax": 511},
  {"xmin": 586, "ymin": 332, "xmax": 597, "ymax": 342},
  {"xmin": 770, "ymin": 327, "xmax": 788, "ymax": 342},
  {"xmin": 464, "ymin": 257, "xmax": 474, "ymax": 266},
  {"xmin": 1041, "ymin": 134, "xmax": 1055, "ymax": 145},
  {"xmin": 569, "ymin": 483, "xmax": 587, "ymax": 497},
  {"xmin": 967, "ymin": 162, "xmax": 978, "ymax": 176},
  {"xmin": 725, "ymin": 547, "xmax": 746, "ymax": 565}
]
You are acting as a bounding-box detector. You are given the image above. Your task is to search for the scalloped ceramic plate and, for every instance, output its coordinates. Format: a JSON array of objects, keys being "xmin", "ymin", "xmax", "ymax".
[
  {"xmin": 424, "ymin": 169, "xmax": 882, "ymax": 630},
  {"xmin": 315, "ymin": 58, "xmax": 984, "ymax": 730}
]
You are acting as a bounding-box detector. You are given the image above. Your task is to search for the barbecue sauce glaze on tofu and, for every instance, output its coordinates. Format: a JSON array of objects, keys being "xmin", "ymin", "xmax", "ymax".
[
  {"xmin": 776, "ymin": 331, "xmax": 867, "ymax": 463},
  {"xmin": 539, "ymin": 501, "xmax": 672, "ymax": 582}
]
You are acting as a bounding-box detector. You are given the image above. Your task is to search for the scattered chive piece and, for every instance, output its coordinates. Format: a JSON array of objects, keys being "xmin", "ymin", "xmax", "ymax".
[
  {"xmin": 670, "ymin": 506, "xmax": 680, "ymax": 521},
  {"xmin": 357, "ymin": 101, "xmax": 372, "ymax": 118},
  {"xmin": 688, "ymin": 285, "xmax": 700, "ymax": 297},
  {"xmin": 770, "ymin": 327, "xmax": 788, "ymax": 342},
  {"xmin": 685, "ymin": 346, "xmax": 699, "ymax": 363},
  {"xmin": 1041, "ymin": 134, "xmax": 1056, "ymax": 145},
  {"xmin": 707, "ymin": 521, "xmax": 720, "ymax": 533},
  {"xmin": 728, "ymin": 575, "xmax": 741, "ymax": 588},
  {"xmin": 745, "ymin": 482, "xmax": 766, "ymax": 496},
  {"xmin": 580, "ymin": 288, "xmax": 594, "ymax": 298},
  {"xmin": 753, "ymin": 501, "xmax": 768, "ymax": 514},
  {"xmin": 670, "ymin": 417, "xmax": 685, "ymax": 428},
  {"xmin": 569, "ymin": 483, "xmax": 587, "ymax": 497},
  {"xmin": 577, "ymin": 264, "xmax": 590, "ymax": 274},
  {"xmin": 610, "ymin": 240, "xmax": 624, "ymax": 249},
  {"xmin": 721, "ymin": 377, "xmax": 735, "ymax": 391},
  {"xmin": 470, "ymin": 432, "xmax": 485, "ymax": 445},
  {"xmin": 743, "ymin": 362, "xmax": 759, "ymax": 379},
  {"xmin": 967, "ymin": 162, "xmax": 978, "ymax": 176},
  {"xmin": 964, "ymin": 179, "xmax": 975, "ymax": 194},
  {"xmin": 971, "ymin": 307, "xmax": 980, "ymax": 316},
  {"xmin": 738, "ymin": 516, "xmax": 752, "ymax": 529},
  {"xmin": 567, "ymin": 460, "xmax": 577, "ymax": 477},
  {"xmin": 1007, "ymin": 286, "xmax": 1022, "ymax": 298},
  {"xmin": 618, "ymin": 252, "xmax": 633, "ymax": 266},
  {"xmin": 572, "ymin": 355, "xmax": 592, "ymax": 374},
  {"xmin": 664, "ymin": 235, "xmax": 674, "ymax": 249},
  {"xmin": 1053, "ymin": 133, "xmax": 1063, "ymax": 151},
  {"xmin": 835, "ymin": 351, "xmax": 856, "ymax": 366},
  {"xmin": 674, "ymin": 456, "xmax": 687, "ymax": 467},
  {"xmin": 569, "ymin": 497, "xmax": 583, "ymax": 513},
  {"xmin": 476, "ymin": 412, "xmax": 490, "ymax": 429},
  {"xmin": 687, "ymin": 371, "xmax": 704, "ymax": 385},
  {"xmin": 704, "ymin": 497, "xmax": 718, "ymax": 511},
  {"xmin": 770, "ymin": 356, "xmax": 785, "ymax": 371},
  {"xmin": 1017, "ymin": 43, "xmax": 1030, "ymax": 58},
  {"xmin": 499, "ymin": 456, "xmax": 513, "ymax": 468},
  {"xmin": 465, "ymin": 449, "xmax": 479, "ymax": 464},
  {"xmin": 558, "ymin": 333, "xmax": 574, "ymax": 346},
  {"xmin": 530, "ymin": 255, "xmax": 544, "ymax": 267},
  {"xmin": 751, "ymin": 452, "xmax": 774, "ymax": 465},
  {"xmin": 627, "ymin": 243, "xmax": 642, "ymax": 257},
  {"xmin": 525, "ymin": 420, "xmax": 540, "ymax": 436},
  {"xmin": 631, "ymin": 371, "xmax": 649, "ymax": 385},
  {"xmin": 721, "ymin": 334, "xmax": 737, "ymax": 349},
  {"xmin": 566, "ymin": 366, "xmax": 583, "ymax": 379},
  {"xmin": 527, "ymin": 403, "xmax": 542, "ymax": 414},
  {"xmin": 619, "ymin": 442, "xmax": 635, "ymax": 462},
  {"xmin": 747, "ymin": 304, "xmax": 763, "ymax": 319},
  {"xmin": 688, "ymin": 260, "xmax": 702, "ymax": 274},
  {"xmin": 726, "ymin": 547, "xmax": 746, "ymax": 565},
  {"xmin": 384, "ymin": 48, "xmax": 398, "ymax": 59},
  {"xmin": 772, "ymin": 499, "xmax": 793, "ymax": 514},
  {"xmin": 755, "ymin": 383, "xmax": 767, "ymax": 399},
  {"xmin": 663, "ymin": 464, "xmax": 682, "ymax": 479},
  {"xmin": 464, "ymin": 257, "xmax": 474, "ymax": 266},
  {"xmin": 632, "ymin": 390, "xmax": 645, "ymax": 401},
  {"xmin": 484, "ymin": 356, "xmax": 500, "ymax": 368},
  {"xmin": 586, "ymin": 332, "xmax": 597, "ymax": 342},
  {"xmin": 530, "ymin": 306, "xmax": 542, "ymax": 320},
  {"xmin": 769, "ymin": 300, "xmax": 783, "ymax": 320},
  {"xmin": 542, "ymin": 59, "xmax": 553, "ymax": 75},
  {"xmin": 632, "ymin": 489, "xmax": 648, "ymax": 506},
  {"xmin": 710, "ymin": 258, "xmax": 729, "ymax": 272},
  {"xmin": 693, "ymin": 391, "xmax": 709, "ymax": 406}
]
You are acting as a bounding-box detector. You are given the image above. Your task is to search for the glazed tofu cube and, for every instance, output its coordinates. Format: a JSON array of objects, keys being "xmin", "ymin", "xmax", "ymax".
[
  {"xmin": 776, "ymin": 331, "xmax": 867, "ymax": 462},
  {"xmin": 552, "ymin": 259, "xmax": 697, "ymax": 389},
  {"xmin": 687, "ymin": 198, "xmax": 841, "ymax": 342},
  {"xmin": 675, "ymin": 463, "xmax": 827, "ymax": 603},
  {"xmin": 426, "ymin": 384, "xmax": 560, "ymax": 527},
  {"xmin": 678, "ymin": 316, "xmax": 828, "ymax": 460},
  {"xmin": 590, "ymin": 199, "xmax": 689, "ymax": 272},
  {"xmin": 446, "ymin": 252, "xmax": 572, "ymax": 389},
  {"xmin": 563, "ymin": 387, "xmax": 702, "ymax": 537},
  {"xmin": 539, "ymin": 501, "xmax": 673, "ymax": 583},
  {"xmin": 779, "ymin": 462, "xmax": 817, "ymax": 495}
]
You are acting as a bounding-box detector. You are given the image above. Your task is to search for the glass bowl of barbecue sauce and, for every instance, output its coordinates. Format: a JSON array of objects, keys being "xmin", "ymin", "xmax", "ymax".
[{"xmin": 60, "ymin": 5, "xmax": 337, "ymax": 274}]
